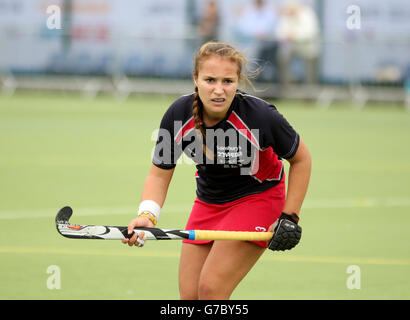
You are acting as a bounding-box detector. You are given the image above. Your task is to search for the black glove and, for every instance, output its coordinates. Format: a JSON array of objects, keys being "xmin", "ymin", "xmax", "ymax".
[{"xmin": 268, "ymin": 212, "xmax": 302, "ymax": 251}]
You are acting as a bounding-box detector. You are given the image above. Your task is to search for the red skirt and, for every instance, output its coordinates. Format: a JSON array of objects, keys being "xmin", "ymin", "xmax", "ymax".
[{"xmin": 183, "ymin": 176, "xmax": 285, "ymax": 248}]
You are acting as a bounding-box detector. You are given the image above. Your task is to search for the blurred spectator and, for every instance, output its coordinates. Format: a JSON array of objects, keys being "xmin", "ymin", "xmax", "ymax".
[
  {"xmin": 236, "ymin": 0, "xmax": 279, "ymax": 81},
  {"xmin": 276, "ymin": 0, "xmax": 320, "ymax": 86},
  {"xmin": 198, "ymin": 1, "xmax": 219, "ymax": 44}
]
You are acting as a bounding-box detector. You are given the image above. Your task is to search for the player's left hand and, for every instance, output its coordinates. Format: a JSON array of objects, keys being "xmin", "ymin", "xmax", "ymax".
[{"xmin": 268, "ymin": 212, "xmax": 302, "ymax": 251}]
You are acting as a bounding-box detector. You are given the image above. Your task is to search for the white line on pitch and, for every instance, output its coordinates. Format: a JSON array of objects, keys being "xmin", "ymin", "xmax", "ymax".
[{"xmin": 0, "ymin": 197, "xmax": 409, "ymax": 220}]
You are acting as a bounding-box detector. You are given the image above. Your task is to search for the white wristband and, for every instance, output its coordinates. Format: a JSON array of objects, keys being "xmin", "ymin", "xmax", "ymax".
[{"xmin": 138, "ymin": 200, "xmax": 161, "ymax": 222}]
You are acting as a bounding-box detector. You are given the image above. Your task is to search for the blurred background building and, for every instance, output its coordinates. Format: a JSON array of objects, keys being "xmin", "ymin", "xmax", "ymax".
[{"xmin": 0, "ymin": 0, "xmax": 409, "ymax": 105}]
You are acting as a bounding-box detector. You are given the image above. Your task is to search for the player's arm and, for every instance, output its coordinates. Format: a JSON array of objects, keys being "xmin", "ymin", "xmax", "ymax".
[
  {"xmin": 282, "ymin": 138, "xmax": 311, "ymax": 216},
  {"xmin": 141, "ymin": 164, "xmax": 175, "ymax": 208},
  {"xmin": 267, "ymin": 107, "xmax": 311, "ymax": 217},
  {"xmin": 122, "ymin": 164, "xmax": 175, "ymax": 247},
  {"xmin": 268, "ymin": 138, "xmax": 311, "ymax": 251}
]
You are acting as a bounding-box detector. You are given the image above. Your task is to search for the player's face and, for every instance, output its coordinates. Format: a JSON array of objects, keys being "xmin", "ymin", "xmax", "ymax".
[{"xmin": 194, "ymin": 54, "xmax": 239, "ymax": 126}]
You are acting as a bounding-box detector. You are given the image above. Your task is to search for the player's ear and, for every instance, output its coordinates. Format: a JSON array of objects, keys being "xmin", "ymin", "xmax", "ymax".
[{"xmin": 192, "ymin": 72, "xmax": 198, "ymax": 87}]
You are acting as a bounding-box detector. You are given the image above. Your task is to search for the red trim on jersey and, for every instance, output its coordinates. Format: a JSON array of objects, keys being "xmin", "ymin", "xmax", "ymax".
[
  {"xmin": 175, "ymin": 116, "xmax": 195, "ymax": 144},
  {"xmin": 227, "ymin": 111, "xmax": 282, "ymax": 183},
  {"xmin": 250, "ymin": 147, "xmax": 284, "ymax": 182},
  {"xmin": 227, "ymin": 111, "xmax": 260, "ymax": 149}
]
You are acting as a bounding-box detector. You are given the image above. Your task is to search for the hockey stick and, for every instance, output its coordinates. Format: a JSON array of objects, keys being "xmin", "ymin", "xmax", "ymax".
[{"xmin": 55, "ymin": 206, "xmax": 274, "ymax": 241}]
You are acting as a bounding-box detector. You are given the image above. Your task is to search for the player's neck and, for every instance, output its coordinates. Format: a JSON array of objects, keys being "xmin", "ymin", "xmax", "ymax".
[{"xmin": 202, "ymin": 110, "xmax": 227, "ymax": 127}]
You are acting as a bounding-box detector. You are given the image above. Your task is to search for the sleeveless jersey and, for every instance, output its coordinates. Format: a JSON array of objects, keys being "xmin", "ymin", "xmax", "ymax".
[{"xmin": 152, "ymin": 91, "xmax": 300, "ymax": 204}]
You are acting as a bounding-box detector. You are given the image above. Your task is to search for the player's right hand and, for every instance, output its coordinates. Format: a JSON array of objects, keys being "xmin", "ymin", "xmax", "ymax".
[
  {"xmin": 267, "ymin": 212, "xmax": 302, "ymax": 251},
  {"xmin": 121, "ymin": 216, "xmax": 154, "ymax": 248}
]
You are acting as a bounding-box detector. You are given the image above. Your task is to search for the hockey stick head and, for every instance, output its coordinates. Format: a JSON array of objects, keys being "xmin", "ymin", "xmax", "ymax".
[
  {"xmin": 56, "ymin": 206, "xmax": 73, "ymax": 224},
  {"xmin": 55, "ymin": 206, "xmax": 127, "ymax": 240}
]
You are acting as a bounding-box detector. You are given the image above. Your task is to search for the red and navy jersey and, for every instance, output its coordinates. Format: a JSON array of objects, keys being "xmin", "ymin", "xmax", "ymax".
[{"xmin": 152, "ymin": 91, "xmax": 299, "ymax": 204}]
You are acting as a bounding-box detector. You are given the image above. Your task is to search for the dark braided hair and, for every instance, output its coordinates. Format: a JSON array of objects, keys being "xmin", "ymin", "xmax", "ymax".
[{"xmin": 192, "ymin": 86, "xmax": 211, "ymax": 158}]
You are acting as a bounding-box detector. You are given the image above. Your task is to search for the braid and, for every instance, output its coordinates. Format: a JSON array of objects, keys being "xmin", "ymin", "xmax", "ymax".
[
  {"xmin": 192, "ymin": 86, "xmax": 213, "ymax": 159},
  {"xmin": 192, "ymin": 87, "xmax": 205, "ymax": 137}
]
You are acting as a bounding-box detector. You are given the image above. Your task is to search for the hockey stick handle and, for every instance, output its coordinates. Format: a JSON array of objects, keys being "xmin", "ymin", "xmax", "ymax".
[
  {"xmin": 129, "ymin": 228, "xmax": 274, "ymax": 241},
  {"xmin": 192, "ymin": 230, "xmax": 273, "ymax": 241}
]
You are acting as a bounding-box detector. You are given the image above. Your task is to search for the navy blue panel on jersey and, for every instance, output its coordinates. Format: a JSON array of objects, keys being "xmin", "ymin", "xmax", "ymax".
[{"xmin": 152, "ymin": 91, "xmax": 299, "ymax": 204}]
